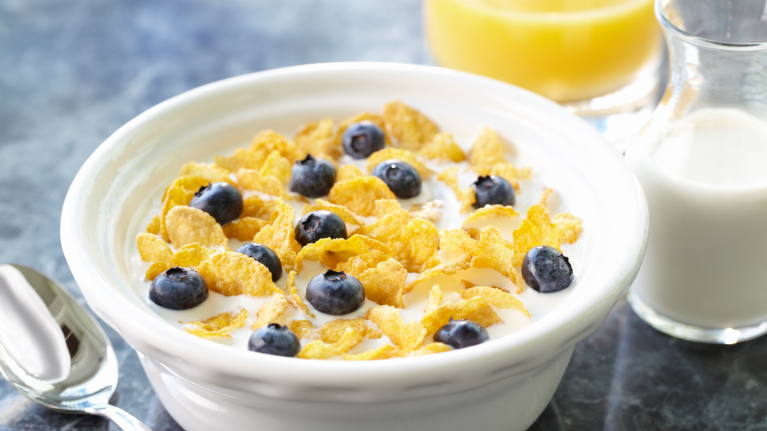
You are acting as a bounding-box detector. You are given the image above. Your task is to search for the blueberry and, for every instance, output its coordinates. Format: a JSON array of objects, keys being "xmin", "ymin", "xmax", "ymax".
[
  {"xmin": 522, "ymin": 245, "xmax": 573, "ymax": 293},
  {"xmin": 434, "ymin": 319, "xmax": 488, "ymax": 349},
  {"xmin": 248, "ymin": 323, "xmax": 301, "ymax": 357},
  {"xmin": 149, "ymin": 267, "xmax": 208, "ymax": 310},
  {"xmin": 306, "ymin": 270, "xmax": 365, "ymax": 315},
  {"xmin": 295, "ymin": 210, "xmax": 347, "ymax": 246},
  {"xmin": 472, "ymin": 176, "xmax": 515, "ymax": 208},
  {"xmin": 189, "ymin": 182, "xmax": 243, "ymax": 225},
  {"xmin": 289, "ymin": 154, "xmax": 337, "ymax": 198},
  {"xmin": 371, "ymin": 159, "xmax": 422, "ymax": 199},
  {"xmin": 342, "ymin": 121, "xmax": 385, "ymax": 159},
  {"xmin": 236, "ymin": 243, "xmax": 283, "ymax": 282}
]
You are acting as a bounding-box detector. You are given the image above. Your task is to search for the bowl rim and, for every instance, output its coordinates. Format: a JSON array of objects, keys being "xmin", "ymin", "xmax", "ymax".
[{"xmin": 61, "ymin": 62, "xmax": 648, "ymax": 390}]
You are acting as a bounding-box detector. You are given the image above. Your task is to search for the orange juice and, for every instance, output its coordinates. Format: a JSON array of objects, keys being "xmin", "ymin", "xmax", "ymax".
[{"xmin": 425, "ymin": 0, "xmax": 660, "ymax": 102}]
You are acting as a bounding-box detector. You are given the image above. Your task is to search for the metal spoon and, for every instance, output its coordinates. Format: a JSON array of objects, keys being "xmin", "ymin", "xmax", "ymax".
[{"xmin": 0, "ymin": 264, "xmax": 151, "ymax": 430}]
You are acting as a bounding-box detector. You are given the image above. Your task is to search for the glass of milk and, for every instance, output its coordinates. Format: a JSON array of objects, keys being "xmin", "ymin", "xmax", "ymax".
[{"xmin": 625, "ymin": 0, "xmax": 767, "ymax": 344}]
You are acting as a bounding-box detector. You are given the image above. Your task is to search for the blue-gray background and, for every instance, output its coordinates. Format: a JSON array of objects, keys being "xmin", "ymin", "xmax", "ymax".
[{"xmin": 2, "ymin": 0, "xmax": 767, "ymax": 429}]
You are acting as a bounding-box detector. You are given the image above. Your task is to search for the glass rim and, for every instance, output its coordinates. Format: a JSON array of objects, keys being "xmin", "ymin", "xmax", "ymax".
[
  {"xmin": 451, "ymin": 0, "xmax": 652, "ymax": 21},
  {"xmin": 656, "ymin": 0, "xmax": 767, "ymax": 51}
]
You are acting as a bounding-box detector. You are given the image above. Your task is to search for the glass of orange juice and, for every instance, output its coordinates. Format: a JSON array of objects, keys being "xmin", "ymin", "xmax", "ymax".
[{"xmin": 425, "ymin": 0, "xmax": 662, "ymax": 119}]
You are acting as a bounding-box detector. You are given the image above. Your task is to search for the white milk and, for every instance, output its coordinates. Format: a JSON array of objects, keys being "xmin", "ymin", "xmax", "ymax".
[{"xmin": 627, "ymin": 108, "xmax": 767, "ymax": 328}]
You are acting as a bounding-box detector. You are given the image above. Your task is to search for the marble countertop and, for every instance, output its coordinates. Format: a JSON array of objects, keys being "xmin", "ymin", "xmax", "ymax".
[{"xmin": 2, "ymin": 0, "xmax": 767, "ymax": 429}]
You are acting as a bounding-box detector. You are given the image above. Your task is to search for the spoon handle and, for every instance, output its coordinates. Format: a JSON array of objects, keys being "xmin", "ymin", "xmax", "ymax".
[{"xmin": 89, "ymin": 405, "xmax": 153, "ymax": 431}]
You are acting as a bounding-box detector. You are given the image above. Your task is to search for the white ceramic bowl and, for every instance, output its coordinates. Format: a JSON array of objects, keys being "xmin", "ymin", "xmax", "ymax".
[{"xmin": 61, "ymin": 63, "xmax": 648, "ymax": 431}]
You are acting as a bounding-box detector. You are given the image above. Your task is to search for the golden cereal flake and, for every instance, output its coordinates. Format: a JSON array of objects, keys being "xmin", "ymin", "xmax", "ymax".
[
  {"xmin": 418, "ymin": 133, "xmax": 466, "ymax": 162},
  {"xmin": 437, "ymin": 167, "xmax": 476, "ymax": 212},
  {"xmin": 382, "ymin": 101, "xmax": 439, "ymax": 151},
  {"xmin": 184, "ymin": 309, "xmax": 247, "ymax": 338},
  {"xmin": 241, "ymin": 195, "xmax": 277, "ymax": 220},
  {"xmin": 214, "ymin": 148, "xmax": 264, "ymax": 172},
  {"xmin": 439, "ymin": 228, "xmax": 481, "ymax": 260},
  {"xmin": 343, "ymin": 344, "xmax": 402, "ymax": 361},
  {"xmin": 365, "ymin": 305, "xmax": 427, "ymax": 352},
  {"xmin": 512, "ymin": 203, "xmax": 561, "ymax": 267},
  {"xmin": 404, "ymin": 257, "xmax": 472, "ymax": 293},
  {"xmin": 320, "ymin": 318, "xmax": 382, "ymax": 343},
  {"xmin": 146, "ymin": 215, "xmax": 161, "ymax": 235},
  {"xmin": 489, "ymin": 162, "xmax": 524, "ymax": 191},
  {"xmin": 251, "ymin": 294, "xmax": 290, "ymax": 330},
  {"xmin": 197, "ymin": 251, "xmax": 281, "ymax": 297},
  {"xmin": 538, "ymin": 188, "xmax": 554, "ymax": 206},
  {"xmin": 372, "ymin": 199, "xmax": 408, "ymax": 219},
  {"xmin": 472, "ymin": 226, "xmax": 516, "ymax": 279},
  {"xmin": 424, "ymin": 284, "xmax": 443, "ymax": 314},
  {"xmin": 145, "ymin": 261, "xmax": 172, "ymax": 281},
  {"xmin": 421, "ymin": 297, "xmax": 502, "ymax": 335},
  {"xmin": 553, "ymin": 213, "xmax": 583, "ymax": 244},
  {"xmin": 165, "ymin": 206, "xmax": 229, "ymax": 249},
  {"xmin": 355, "ymin": 211, "xmax": 440, "ymax": 273},
  {"xmin": 461, "ymin": 205, "xmax": 520, "ymax": 229},
  {"xmin": 288, "ymin": 320, "xmax": 318, "ymax": 340},
  {"xmin": 253, "ymin": 199, "xmax": 302, "ymax": 272},
  {"xmin": 336, "ymin": 164, "xmax": 366, "ymax": 182},
  {"xmin": 136, "ymin": 233, "xmax": 173, "ymax": 263},
  {"xmin": 409, "ymin": 200, "xmax": 443, "ymax": 224},
  {"xmin": 302, "ymin": 199, "xmax": 366, "ymax": 227},
  {"xmin": 250, "ymin": 129, "xmax": 304, "ymax": 162},
  {"xmin": 333, "ymin": 112, "xmax": 391, "ymax": 148},
  {"xmin": 327, "ymin": 176, "xmax": 396, "ymax": 217},
  {"xmin": 297, "ymin": 328, "xmax": 364, "ymax": 360},
  {"xmin": 178, "ymin": 162, "xmax": 234, "ymax": 185},
  {"xmin": 237, "ymin": 168, "xmax": 290, "ymax": 199},
  {"xmin": 160, "ymin": 175, "xmax": 211, "ymax": 241},
  {"xmin": 365, "ymin": 148, "xmax": 434, "ymax": 179},
  {"xmin": 411, "ymin": 343, "xmax": 452, "ymax": 356},
  {"xmin": 171, "ymin": 243, "xmax": 216, "ymax": 267},
  {"xmin": 353, "ymin": 258, "xmax": 407, "ymax": 308},
  {"xmin": 296, "ymin": 235, "xmax": 391, "ymax": 272},
  {"xmin": 295, "ymin": 118, "xmax": 340, "ymax": 159},
  {"xmin": 259, "ymin": 150, "xmax": 293, "ymax": 185},
  {"xmin": 222, "ymin": 217, "xmax": 268, "ymax": 241},
  {"xmin": 460, "ymin": 286, "xmax": 530, "ymax": 318},
  {"xmin": 286, "ymin": 271, "xmax": 313, "ymax": 317},
  {"xmin": 469, "ymin": 127, "xmax": 506, "ymax": 175}
]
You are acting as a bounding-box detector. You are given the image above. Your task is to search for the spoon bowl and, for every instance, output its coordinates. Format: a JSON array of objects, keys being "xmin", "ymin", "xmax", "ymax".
[{"xmin": 0, "ymin": 264, "xmax": 150, "ymax": 430}]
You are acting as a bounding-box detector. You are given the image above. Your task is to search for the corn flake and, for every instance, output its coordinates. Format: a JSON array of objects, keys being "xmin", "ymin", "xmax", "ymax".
[
  {"xmin": 404, "ymin": 257, "xmax": 472, "ymax": 293},
  {"xmin": 409, "ymin": 200, "xmax": 443, "ymax": 224},
  {"xmin": 462, "ymin": 205, "xmax": 520, "ymax": 229},
  {"xmin": 171, "ymin": 243, "xmax": 216, "ymax": 267},
  {"xmin": 355, "ymin": 210, "xmax": 440, "ymax": 273},
  {"xmin": 472, "ymin": 226, "xmax": 516, "ymax": 279},
  {"xmin": 382, "ymin": 101, "xmax": 439, "ymax": 151},
  {"xmin": 303, "ymin": 199, "xmax": 366, "ymax": 227},
  {"xmin": 327, "ymin": 176, "xmax": 396, "ymax": 217},
  {"xmin": 136, "ymin": 233, "xmax": 173, "ymax": 263},
  {"xmin": 297, "ymin": 328, "xmax": 363, "ymax": 359},
  {"xmin": 336, "ymin": 164, "xmax": 366, "ymax": 182},
  {"xmin": 553, "ymin": 213, "xmax": 583, "ymax": 244},
  {"xmin": 146, "ymin": 215, "xmax": 161, "ymax": 235},
  {"xmin": 252, "ymin": 294, "xmax": 290, "ymax": 330},
  {"xmin": 437, "ymin": 167, "xmax": 476, "ymax": 212},
  {"xmin": 165, "ymin": 206, "xmax": 229, "ymax": 249},
  {"xmin": 257, "ymin": 150, "xmax": 292, "ymax": 185},
  {"xmin": 197, "ymin": 251, "xmax": 281, "ymax": 297},
  {"xmin": 352, "ymin": 258, "xmax": 407, "ymax": 308},
  {"xmin": 179, "ymin": 162, "xmax": 234, "ymax": 185},
  {"xmin": 418, "ymin": 133, "xmax": 466, "ymax": 162},
  {"xmin": 439, "ymin": 228, "xmax": 480, "ymax": 260},
  {"xmin": 411, "ymin": 343, "xmax": 452, "ymax": 356},
  {"xmin": 421, "ymin": 297, "xmax": 502, "ymax": 335},
  {"xmin": 512, "ymin": 203, "xmax": 561, "ymax": 266},
  {"xmin": 460, "ymin": 286, "xmax": 530, "ymax": 318},
  {"xmin": 425, "ymin": 284, "xmax": 443, "ymax": 314},
  {"xmin": 296, "ymin": 235, "xmax": 391, "ymax": 271},
  {"xmin": 365, "ymin": 306, "xmax": 426, "ymax": 352},
  {"xmin": 253, "ymin": 198, "xmax": 302, "ymax": 272},
  {"xmin": 237, "ymin": 168, "xmax": 289, "ymax": 199},
  {"xmin": 250, "ymin": 129, "xmax": 303, "ymax": 162},
  {"xmin": 242, "ymin": 195, "xmax": 277, "ymax": 220},
  {"xmin": 344, "ymin": 344, "xmax": 402, "ymax": 361},
  {"xmin": 222, "ymin": 217, "xmax": 268, "ymax": 241},
  {"xmin": 145, "ymin": 261, "xmax": 172, "ymax": 281},
  {"xmin": 160, "ymin": 175, "xmax": 211, "ymax": 241},
  {"xmin": 365, "ymin": 148, "xmax": 434, "ymax": 179},
  {"xmin": 469, "ymin": 127, "xmax": 506, "ymax": 175},
  {"xmin": 489, "ymin": 162, "xmax": 524, "ymax": 191},
  {"xmin": 185, "ymin": 309, "xmax": 247, "ymax": 338},
  {"xmin": 320, "ymin": 318, "xmax": 382, "ymax": 343},
  {"xmin": 288, "ymin": 320, "xmax": 318, "ymax": 340},
  {"xmin": 295, "ymin": 118, "xmax": 340, "ymax": 159},
  {"xmin": 286, "ymin": 271, "xmax": 313, "ymax": 317}
]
